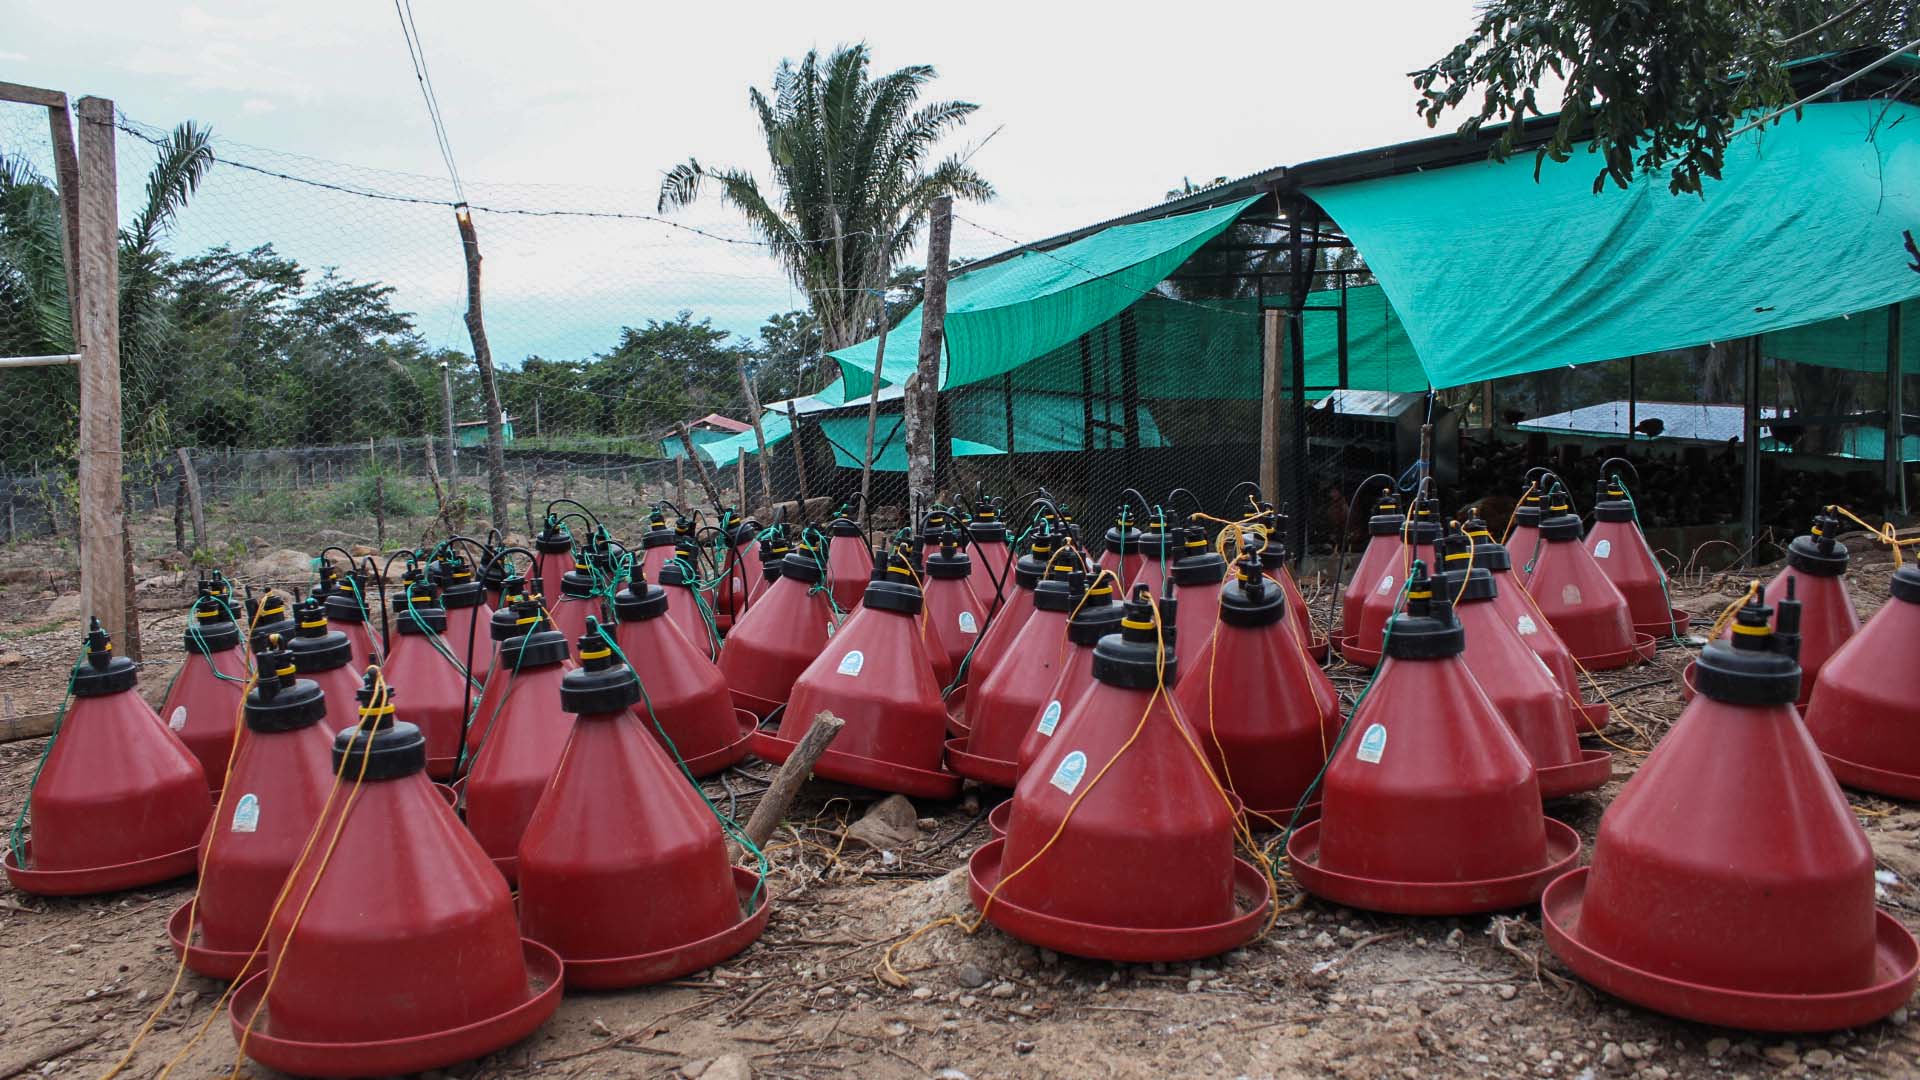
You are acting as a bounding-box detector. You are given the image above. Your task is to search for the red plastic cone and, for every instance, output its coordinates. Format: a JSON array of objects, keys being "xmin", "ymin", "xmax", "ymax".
[
  {"xmin": 974, "ymin": 587, "xmax": 1269, "ymax": 961},
  {"xmin": 1168, "ymin": 524, "xmax": 1229, "ymax": 675},
  {"xmin": 1520, "ymin": 487, "xmax": 1652, "ymax": 669},
  {"xmin": 613, "ymin": 572, "xmax": 750, "ymax": 775},
  {"xmin": 169, "ymin": 642, "xmax": 340, "ymax": 980},
  {"xmin": 747, "ymin": 531, "xmax": 789, "ymax": 605},
  {"xmin": 1128, "ymin": 511, "xmax": 1179, "ymax": 600},
  {"xmin": 1505, "ymin": 475, "xmax": 1551, "ymax": 563},
  {"xmin": 1288, "ymin": 565, "xmax": 1577, "ymax": 914},
  {"xmin": 467, "ymin": 581, "xmax": 562, "ymax": 758},
  {"xmin": 1338, "ymin": 492, "xmax": 1404, "ymax": 640},
  {"xmin": 231, "ymin": 671, "xmax": 560, "ymax": 1077},
  {"xmin": 825, "ymin": 517, "xmax": 874, "ymax": 614},
  {"xmin": 1439, "ymin": 534, "xmax": 1610, "ymax": 799},
  {"xmin": 1731, "ymin": 513, "xmax": 1859, "ymax": 708},
  {"xmin": 530, "ymin": 514, "xmax": 576, "ymax": 597},
  {"xmin": 720, "ymin": 541, "xmax": 839, "ymax": 718},
  {"xmin": 1459, "ymin": 519, "xmax": 1610, "ymax": 734},
  {"xmin": 966, "ymin": 507, "xmax": 1014, "ymax": 608},
  {"xmin": 769, "ymin": 551, "xmax": 958, "ymax": 799},
  {"xmin": 1803, "ymin": 563, "xmax": 1920, "ymax": 797},
  {"xmin": 921, "ymin": 532, "xmax": 988, "ymax": 692},
  {"xmin": 1544, "ymin": 594, "xmax": 1918, "ymax": 1031},
  {"xmin": 1585, "ymin": 477, "xmax": 1686, "ymax": 637},
  {"xmin": 951, "ymin": 549, "xmax": 1088, "ymax": 787},
  {"xmin": 462, "ymin": 615, "xmax": 577, "ymax": 883},
  {"xmin": 517, "ymin": 631, "xmax": 769, "ymax": 988},
  {"xmin": 711, "ymin": 519, "xmax": 759, "ymax": 631},
  {"xmin": 434, "ymin": 553, "xmax": 496, "ymax": 683},
  {"xmin": 1342, "ymin": 496, "xmax": 1441, "ymax": 668},
  {"xmin": 634, "ymin": 508, "xmax": 680, "ymax": 583},
  {"xmin": 1014, "ymin": 573, "xmax": 1123, "ymax": 781},
  {"xmin": 160, "ymin": 577, "xmax": 251, "ymax": 792},
  {"xmin": 380, "ymin": 584, "xmax": 475, "ymax": 780},
  {"xmin": 965, "ymin": 531, "xmax": 1056, "ymax": 692},
  {"xmin": 658, "ymin": 560, "xmax": 717, "ymax": 661},
  {"xmin": 319, "ymin": 571, "xmax": 380, "ymax": 672},
  {"xmin": 284, "ymin": 599, "xmax": 364, "ymax": 733},
  {"xmin": 547, "ymin": 553, "xmax": 605, "ymax": 648},
  {"xmin": 4, "ymin": 620, "xmax": 212, "ymax": 896},
  {"xmin": 1258, "ymin": 533, "xmax": 1327, "ymax": 662},
  {"xmin": 1174, "ymin": 557, "xmax": 1339, "ymax": 824},
  {"xmin": 1099, "ymin": 508, "xmax": 1144, "ymax": 590}
]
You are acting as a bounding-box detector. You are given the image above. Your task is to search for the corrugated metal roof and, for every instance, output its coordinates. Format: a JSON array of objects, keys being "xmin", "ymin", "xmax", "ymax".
[{"xmin": 1515, "ymin": 400, "xmax": 1778, "ymax": 443}]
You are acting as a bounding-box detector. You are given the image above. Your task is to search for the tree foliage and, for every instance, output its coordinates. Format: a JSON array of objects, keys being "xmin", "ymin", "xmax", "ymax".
[{"xmin": 1413, "ymin": 0, "xmax": 1918, "ymax": 194}]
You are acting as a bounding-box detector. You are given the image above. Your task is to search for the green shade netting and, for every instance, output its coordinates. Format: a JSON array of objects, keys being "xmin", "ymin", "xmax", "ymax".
[
  {"xmin": 1760, "ymin": 298, "xmax": 1920, "ymax": 373},
  {"xmin": 1307, "ymin": 100, "xmax": 1920, "ymax": 389},
  {"xmin": 700, "ymin": 409, "xmax": 791, "ymax": 468},
  {"xmin": 1761, "ymin": 425, "xmax": 1920, "ymax": 462},
  {"xmin": 1297, "ymin": 283, "xmax": 1427, "ymax": 393},
  {"xmin": 813, "ymin": 413, "xmax": 1001, "ymax": 471},
  {"xmin": 946, "ymin": 388, "xmax": 1166, "ymax": 452},
  {"xmin": 662, "ymin": 427, "xmax": 735, "ymax": 459},
  {"xmin": 833, "ymin": 197, "xmax": 1260, "ymax": 396}
]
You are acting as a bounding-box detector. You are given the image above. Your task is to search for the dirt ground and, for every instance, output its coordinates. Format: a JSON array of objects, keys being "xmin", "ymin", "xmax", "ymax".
[{"xmin": 4, "ymin": 522, "xmax": 1920, "ymax": 1079}]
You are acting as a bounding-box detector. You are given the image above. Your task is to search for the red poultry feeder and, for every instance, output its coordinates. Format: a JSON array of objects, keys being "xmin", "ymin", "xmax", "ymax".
[
  {"xmin": 613, "ymin": 573, "xmax": 751, "ymax": 775},
  {"xmin": 747, "ymin": 532, "xmax": 790, "ymax": 605},
  {"xmin": 824, "ymin": 516, "xmax": 875, "ymax": 614},
  {"xmin": 230, "ymin": 672, "xmax": 561, "ymax": 1078},
  {"xmin": 1015, "ymin": 572, "xmax": 1123, "ymax": 779},
  {"xmin": 380, "ymin": 585, "xmax": 474, "ymax": 780},
  {"xmin": 517, "ymin": 639, "xmax": 770, "ymax": 989},
  {"xmin": 1543, "ymin": 594, "xmax": 1919, "ymax": 1031},
  {"xmin": 1169, "ymin": 525, "xmax": 1229, "ymax": 675},
  {"xmin": 1338, "ymin": 492, "xmax": 1404, "ymax": 641},
  {"xmin": 161, "ymin": 578, "xmax": 252, "ymax": 792},
  {"xmin": 244, "ymin": 589, "xmax": 298, "ymax": 649},
  {"xmin": 1257, "ymin": 534, "xmax": 1328, "ymax": 663},
  {"xmin": 462, "ymin": 616, "xmax": 578, "ymax": 883},
  {"xmin": 951, "ymin": 554, "xmax": 1088, "ymax": 788},
  {"xmin": 434, "ymin": 554, "xmax": 496, "ymax": 682},
  {"xmin": 530, "ymin": 514, "xmax": 576, "ymax": 596},
  {"xmin": 1458, "ymin": 518, "xmax": 1610, "ymax": 734},
  {"xmin": 719, "ymin": 542, "xmax": 839, "ymax": 720},
  {"xmin": 1173, "ymin": 557, "xmax": 1339, "ymax": 826},
  {"xmin": 710, "ymin": 518, "xmax": 758, "ymax": 632},
  {"xmin": 4, "ymin": 620, "xmax": 212, "ymax": 896},
  {"xmin": 967, "ymin": 531, "xmax": 1056, "ymax": 690},
  {"xmin": 765, "ymin": 553, "xmax": 959, "ymax": 799},
  {"xmin": 1099, "ymin": 507, "xmax": 1144, "ymax": 591},
  {"xmin": 1440, "ymin": 535, "xmax": 1610, "ymax": 799},
  {"xmin": 547, "ymin": 553, "xmax": 605, "ymax": 648},
  {"xmin": 1803, "ymin": 563, "xmax": 1920, "ymax": 798},
  {"xmin": 169, "ymin": 642, "xmax": 340, "ymax": 980},
  {"xmin": 658, "ymin": 560, "xmax": 718, "ymax": 661},
  {"xmin": 1129, "ymin": 511, "xmax": 1179, "ymax": 600},
  {"xmin": 1288, "ymin": 567, "xmax": 1578, "ymax": 914},
  {"xmin": 634, "ymin": 509, "xmax": 679, "ymax": 583},
  {"xmin": 285, "ymin": 599, "xmax": 366, "ymax": 733},
  {"xmin": 320, "ymin": 570, "xmax": 380, "ymax": 671},
  {"xmin": 966, "ymin": 506, "xmax": 1014, "ymax": 609},
  {"xmin": 922, "ymin": 531, "xmax": 988, "ymax": 692},
  {"xmin": 1733, "ymin": 512, "xmax": 1858, "ymax": 708},
  {"xmin": 1586, "ymin": 478, "xmax": 1687, "ymax": 637},
  {"xmin": 1506, "ymin": 477, "xmax": 1549, "ymax": 562},
  {"xmin": 973, "ymin": 586, "xmax": 1269, "ymax": 961},
  {"xmin": 1520, "ymin": 490, "xmax": 1654, "ymax": 670},
  {"xmin": 1341, "ymin": 497, "xmax": 1440, "ymax": 668},
  {"xmin": 467, "ymin": 584, "xmax": 546, "ymax": 755}
]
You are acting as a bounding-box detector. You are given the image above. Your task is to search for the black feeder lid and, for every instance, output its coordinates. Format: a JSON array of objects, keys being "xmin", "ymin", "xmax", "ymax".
[
  {"xmin": 1092, "ymin": 587, "xmax": 1178, "ymax": 689},
  {"xmin": 560, "ymin": 619, "xmax": 641, "ymax": 714},
  {"xmin": 332, "ymin": 669, "xmax": 426, "ymax": 780},
  {"xmin": 1694, "ymin": 592, "xmax": 1802, "ymax": 705},
  {"xmin": 1381, "ymin": 564, "xmax": 1465, "ymax": 660},
  {"xmin": 71, "ymin": 618, "xmax": 138, "ymax": 696}
]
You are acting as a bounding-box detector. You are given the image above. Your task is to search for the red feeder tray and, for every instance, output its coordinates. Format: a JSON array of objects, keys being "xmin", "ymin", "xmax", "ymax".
[
  {"xmin": 986, "ymin": 792, "xmax": 1273, "ymax": 840},
  {"xmin": 1335, "ymin": 632, "xmax": 1381, "ymax": 668},
  {"xmin": 167, "ymin": 899, "xmax": 260, "ymax": 982},
  {"xmin": 562, "ymin": 866, "xmax": 772, "ymax": 990},
  {"xmin": 968, "ymin": 839, "xmax": 1270, "ymax": 963},
  {"xmin": 753, "ymin": 723, "xmax": 962, "ymax": 801},
  {"xmin": 1345, "ymin": 498, "xmax": 1442, "ymax": 668},
  {"xmin": 613, "ymin": 576, "xmax": 749, "ymax": 776},
  {"xmin": 1536, "ymin": 750, "xmax": 1616, "ymax": 800},
  {"xmin": 227, "ymin": 939, "xmax": 563, "ymax": 1079},
  {"xmin": 670, "ymin": 710, "xmax": 758, "ymax": 777},
  {"xmin": 946, "ymin": 737, "xmax": 1016, "ymax": 788},
  {"xmin": 4, "ymin": 841, "xmax": 196, "ymax": 898},
  {"xmin": 944, "ymin": 685, "xmax": 971, "ymax": 739},
  {"xmin": 1288, "ymin": 818, "xmax": 1579, "ymax": 915},
  {"xmin": 954, "ymin": 557, "xmax": 1087, "ymax": 787},
  {"xmin": 1543, "ymin": 871, "xmax": 1919, "ymax": 1032}
]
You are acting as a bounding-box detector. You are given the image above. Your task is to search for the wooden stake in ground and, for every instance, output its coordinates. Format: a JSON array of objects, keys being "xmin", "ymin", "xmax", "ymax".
[
  {"xmin": 786, "ymin": 400, "xmax": 811, "ymax": 510},
  {"xmin": 905, "ymin": 195, "xmax": 952, "ymax": 521},
  {"xmin": 74, "ymin": 96, "xmax": 127, "ymax": 643},
  {"xmin": 736, "ymin": 355, "xmax": 775, "ymax": 509},
  {"xmin": 858, "ymin": 271, "xmax": 892, "ymax": 529},
  {"xmin": 742, "ymin": 712, "xmax": 845, "ymax": 848},
  {"xmin": 675, "ymin": 421, "xmax": 725, "ymax": 509},
  {"xmin": 175, "ymin": 447, "xmax": 205, "ymax": 552},
  {"xmin": 454, "ymin": 204, "xmax": 510, "ymax": 533}
]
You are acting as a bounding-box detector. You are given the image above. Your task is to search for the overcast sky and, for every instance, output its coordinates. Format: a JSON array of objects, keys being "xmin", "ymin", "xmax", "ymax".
[{"xmin": 2, "ymin": 1, "xmax": 1500, "ymax": 362}]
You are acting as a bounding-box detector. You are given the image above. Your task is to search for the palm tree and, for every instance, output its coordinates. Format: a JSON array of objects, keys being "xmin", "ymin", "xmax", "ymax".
[{"xmin": 658, "ymin": 44, "xmax": 993, "ymax": 351}]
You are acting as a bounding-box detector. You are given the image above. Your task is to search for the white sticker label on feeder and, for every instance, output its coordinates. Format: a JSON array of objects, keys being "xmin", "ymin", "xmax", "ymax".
[
  {"xmin": 1049, "ymin": 750, "xmax": 1088, "ymax": 794},
  {"xmin": 958, "ymin": 611, "xmax": 978, "ymax": 634},
  {"xmin": 1516, "ymin": 615, "xmax": 1539, "ymax": 636},
  {"xmin": 1593, "ymin": 539, "xmax": 1612, "ymax": 559},
  {"xmin": 836, "ymin": 650, "xmax": 864, "ymax": 676},
  {"xmin": 1375, "ymin": 574, "xmax": 1396, "ymax": 595},
  {"xmin": 1357, "ymin": 723, "xmax": 1388, "ymax": 764},
  {"xmin": 231, "ymin": 793, "xmax": 260, "ymax": 833},
  {"xmin": 1561, "ymin": 584, "xmax": 1583, "ymax": 606},
  {"xmin": 168, "ymin": 706, "xmax": 187, "ymax": 732},
  {"xmin": 1036, "ymin": 699, "xmax": 1062, "ymax": 736}
]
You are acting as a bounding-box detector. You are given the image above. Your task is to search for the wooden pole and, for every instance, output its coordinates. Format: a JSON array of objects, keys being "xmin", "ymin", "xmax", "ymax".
[
  {"xmin": 440, "ymin": 360, "xmax": 458, "ymax": 491},
  {"xmin": 175, "ymin": 448, "xmax": 205, "ymax": 551},
  {"xmin": 735, "ymin": 356, "xmax": 775, "ymax": 509},
  {"xmin": 1259, "ymin": 307, "xmax": 1285, "ymax": 503},
  {"xmin": 736, "ymin": 454, "xmax": 748, "ymax": 512},
  {"xmin": 906, "ymin": 195, "xmax": 952, "ymax": 523},
  {"xmin": 675, "ymin": 421, "xmax": 724, "ymax": 508},
  {"xmin": 786, "ymin": 400, "xmax": 812, "ymax": 510},
  {"xmin": 742, "ymin": 712, "xmax": 845, "ymax": 847},
  {"xmin": 454, "ymin": 205, "xmax": 510, "ymax": 533},
  {"xmin": 1742, "ymin": 336, "xmax": 1762, "ymax": 563},
  {"xmin": 1888, "ymin": 303, "xmax": 1906, "ymax": 515},
  {"xmin": 674, "ymin": 454, "xmax": 686, "ymax": 507},
  {"xmin": 858, "ymin": 312, "xmax": 891, "ymax": 527},
  {"xmin": 74, "ymin": 97, "xmax": 126, "ymax": 643}
]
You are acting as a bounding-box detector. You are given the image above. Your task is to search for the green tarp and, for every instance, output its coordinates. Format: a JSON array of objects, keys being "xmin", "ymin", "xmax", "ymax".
[
  {"xmin": 1307, "ymin": 100, "xmax": 1920, "ymax": 389},
  {"xmin": 1761, "ymin": 298, "xmax": 1920, "ymax": 373},
  {"xmin": 832, "ymin": 197, "xmax": 1260, "ymax": 395}
]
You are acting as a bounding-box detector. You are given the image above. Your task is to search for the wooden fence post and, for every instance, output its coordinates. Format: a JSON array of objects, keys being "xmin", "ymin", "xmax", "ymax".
[
  {"xmin": 786, "ymin": 401, "xmax": 811, "ymax": 511},
  {"xmin": 75, "ymin": 96, "xmax": 127, "ymax": 642},
  {"xmin": 675, "ymin": 422, "xmax": 725, "ymax": 508},
  {"xmin": 175, "ymin": 447, "xmax": 205, "ymax": 552},
  {"xmin": 906, "ymin": 195, "xmax": 951, "ymax": 521},
  {"xmin": 735, "ymin": 356, "xmax": 775, "ymax": 509}
]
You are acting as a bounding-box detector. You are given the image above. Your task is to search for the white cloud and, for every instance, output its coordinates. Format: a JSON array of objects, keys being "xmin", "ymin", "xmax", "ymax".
[
  {"xmin": 0, "ymin": 51, "xmax": 29, "ymax": 62},
  {"xmin": 240, "ymin": 98, "xmax": 275, "ymax": 114}
]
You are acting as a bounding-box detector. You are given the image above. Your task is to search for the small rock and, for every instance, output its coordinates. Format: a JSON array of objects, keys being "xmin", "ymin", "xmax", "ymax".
[
  {"xmin": 954, "ymin": 962, "xmax": 990, "ymax": 989},
  {"xmin": 911, "ymin": 987, "xmax": 933, "ymax": 1000},
  {"xmin": 988, "ymin": 981, "xmax": 1015, "ymax": 999},
  {"xmin": 1705, "ymin": 1037, "xmax": 1730, "ymax": 1058},
  {"xmin": 703, "ymin": 1054, "xmax": 752, "ymax": 1080},
  {"xmin": 1495, "ymin": 984, "xmax": 1518, "ymax": 1001},
  {"xmin": 1313, "ymin": 932, "xmax": 1336, "ymax": 949},
  {"xmin": 1600, "ymin": 1043, "xmax": 1624, "ymax": 1071},
  {"xmin": 844, "ymin": 795, "xmax": 920, "ymax": 851},
  {"xmin": 1642, "ymin": 1068, "xmax": 1668, "ymax": 1080},
  {"xmin": 0, "ymin": 652, "xmax": 25, "ymax": 666},
  {"xmin": 1893, "ymin": 1007, "xmax": 1911, "ymax": 1026},
  {"xmin": 1014, "ymin": 1040, "xmax": 1035, "ymax": 1055},
  {"xmin": 1762, "ymin": 1045, "xmax": 1800, "ymax": 1067},
  {"xmin": 1038, "ymin": 949, "xmax": 1059, "ymax": 967},
  {"xmin": 959, "ymin": 994, "xmax": 978, "ymax": 1008},
  {"xmin": 1802, "ymin": 1049, "xmax": 1834, "ymax": 1068},
  {"xmin": 917, "ymin": 817, "xmax": 939, "ymax": 831},
  {"xmin": 1186, "ymin": 979, "xmax": 1204, "ymax": 992},
  {"xmin": 682, "ymin": 1061, "xmax": 713, "ymax": 1079},
  {"xmin": 1446, "ymin": 928, "xmax": 1464, "ymax": 949},
  {"xmin": 1620, "ymin": 1042, "xmax": 1645, "ymax": 1061}
]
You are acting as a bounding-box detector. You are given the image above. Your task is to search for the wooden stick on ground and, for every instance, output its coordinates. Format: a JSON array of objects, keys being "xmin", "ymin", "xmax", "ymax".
[{"xmin": 743, "ymin": 711, "xmax": 845, "ymax": 848}]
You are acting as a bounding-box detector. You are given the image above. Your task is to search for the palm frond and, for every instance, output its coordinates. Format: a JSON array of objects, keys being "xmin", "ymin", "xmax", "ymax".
[{"xmin": 127, "ymin": 122, "xmax": 214, "ymax": 255}]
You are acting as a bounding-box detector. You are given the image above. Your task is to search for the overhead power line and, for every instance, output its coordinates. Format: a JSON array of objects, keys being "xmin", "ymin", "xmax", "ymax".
[{"xmin": 393, "ymin": 0, "xmax": 465, "ymax": 202}]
